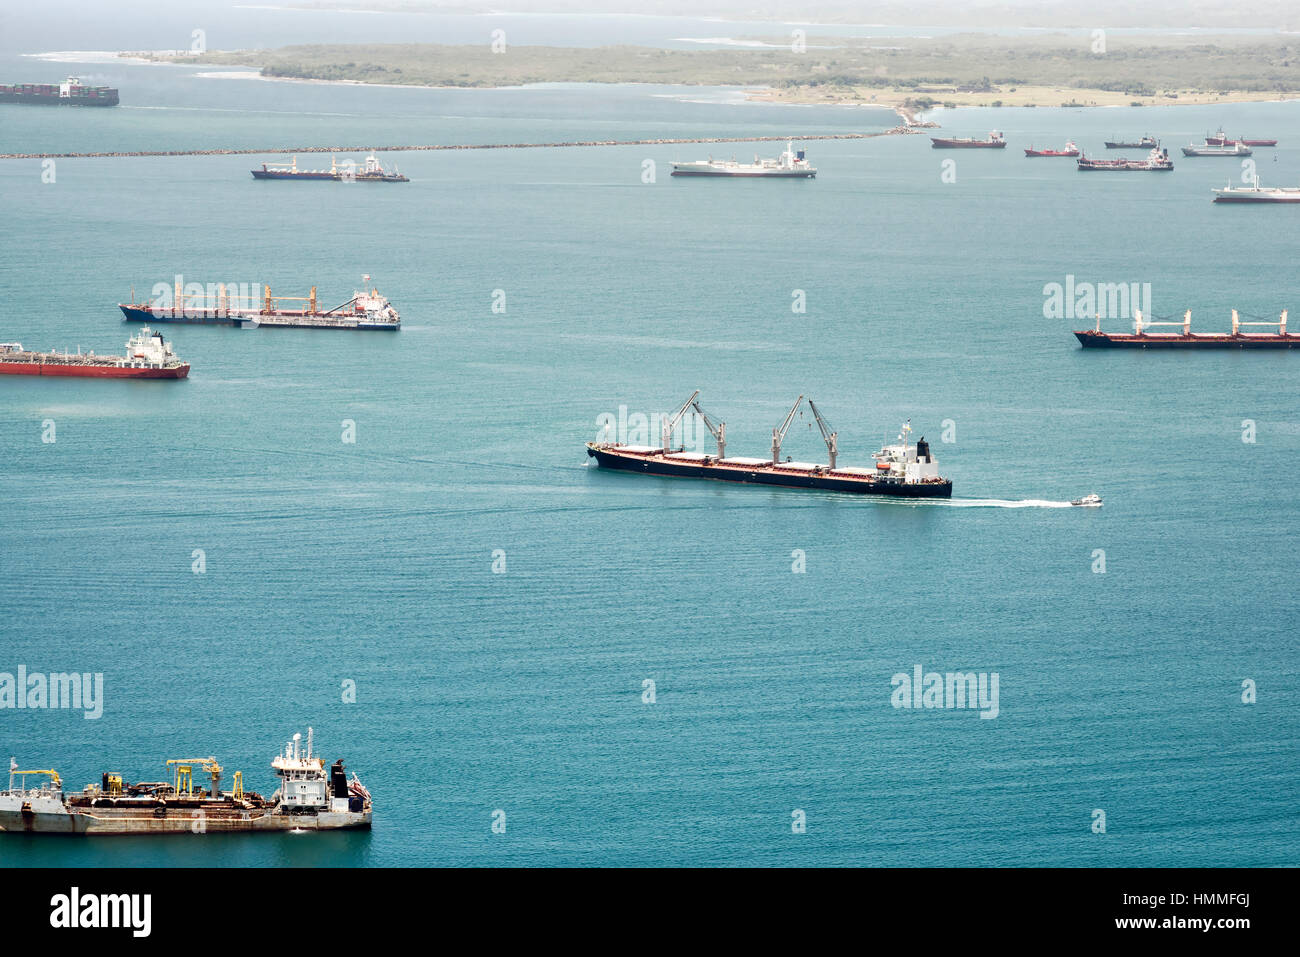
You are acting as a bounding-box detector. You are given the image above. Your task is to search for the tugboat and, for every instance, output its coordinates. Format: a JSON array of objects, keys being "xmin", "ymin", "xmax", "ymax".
[
  {"xmin": 1024, "ymin": 141, "xmax": 1079, "ymax": 157},
  {"xmin": 931, "ymin": 130, "xmax": 1006, "ymax": 149},
  {"xmin": 586, "ymin": 392, "xmax": 952, "ymax": 498},
  {"xmin": 1104, "ymin": 135, "xmax": 1158, "ymax": 149},
  {"xmin": 0, "ymin": 728, "xmax": 372, "ymax": 834},
  {"xmin": 0, "ymin": 328, "xmax": 189, "ymax": 378},
  {"xmin": 671, "ymin": 141, "xmax": 816, "ymax": 178}
]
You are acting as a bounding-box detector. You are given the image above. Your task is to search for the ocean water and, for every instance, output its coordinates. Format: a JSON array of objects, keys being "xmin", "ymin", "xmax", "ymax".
[{"xmin": 1, "ymin": 54, "xmax": 1298, "ymax": 867}]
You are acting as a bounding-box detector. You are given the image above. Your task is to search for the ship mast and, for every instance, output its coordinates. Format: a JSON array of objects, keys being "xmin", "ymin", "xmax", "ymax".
[
  {"xmin": 661, "ymin": 390, "xmax": 700, "ymax": 452},
  {"xmin": 771, "ymin": 395, "xmax": 804, "ymax": 463},
  {"xmin": 806, "ymin": 398, "xmax": 837, "ymax": 469}
]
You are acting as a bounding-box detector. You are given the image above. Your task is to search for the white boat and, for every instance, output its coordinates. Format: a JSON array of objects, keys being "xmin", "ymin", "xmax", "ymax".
[
  {"xmin": 1213, "ymin": 182, "xmax": 1300, "ymax": 204},
  {"xmin": 671, "ymin": 140, "xmax": 816, "ymax": 178},
  {"xmin": 1070, "ymin": 493, "xmax": 1103, "ymax": 507}
]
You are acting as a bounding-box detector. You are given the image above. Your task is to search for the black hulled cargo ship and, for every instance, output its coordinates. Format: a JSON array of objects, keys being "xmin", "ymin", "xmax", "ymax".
[
  {"xmin": 1075, "ymin": 309, "xmax": 1298, "ymax": 348},
  {"xmin": 0, "ymin": 76, "xmax": 118, "ymax": 106},
  {"xmin": 587, "ymin": 392, "xmax": 952, "ymax": 498}
]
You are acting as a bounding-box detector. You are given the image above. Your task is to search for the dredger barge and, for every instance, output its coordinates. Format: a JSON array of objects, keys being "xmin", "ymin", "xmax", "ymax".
[
  {"xmin": 587, "ymin": 392, "xmax": 952, "ymax": 498},
  {"xmin": 0, "ymin": 728, "xmax": 371, "ymax": 834}
]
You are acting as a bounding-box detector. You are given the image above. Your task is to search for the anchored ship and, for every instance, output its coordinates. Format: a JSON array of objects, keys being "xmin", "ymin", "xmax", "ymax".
[
  {"xmin": 1024, "ymin": 142, "xmax": 1079, "ymax": 157},
  {"xmin": 119, "ymin": 276, "xmax": 400, "ymax": 330},
  {"xmin": 0, "ymin": 76, "xmax": 118, "ymax": 107},
  {"xmin": 931, "ymin": 130, "xmax": 1006, "ymax": 149},
  {"xmin": 1205, "ymin": 128, "xmax": 1276, "ymax": 147},
  {"xmin": 1213, "ymin": 182, "xmax": 1300, "ymax": 203},
  {"xmin": 1075, "ymin": 309, "xmax": 1297, "ymax": 348},
  {"xmin": 1077, "ymin": 147, "xmax": 1173, "ymax": 171},
  {"xmin": 586, "ymin": 392, "xmax": 952, "ymax": 498},
  {"xmin": 0, "ymin": 728, "xmax": 372, "ymax": 834},
  {"xmin": 0, "ymin": 328, "xmax": 188, "ymax": 378},
  {"xmin": 251, "ymin": 152, "xmax": 408, "ymax": 182},
  {"xmin": 671, "ymin": 141, "xmax": 816, "ymax": 178},
  {"xmin": 1182, "ymin": 142, "xmax": 1252, "ymax": 157},
  {"xmin": 1104, "ymin": 135, "xmax": 1157, "ymax": 149}
]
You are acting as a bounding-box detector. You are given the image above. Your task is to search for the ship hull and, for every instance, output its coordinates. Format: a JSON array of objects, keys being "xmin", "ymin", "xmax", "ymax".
[
  {"xmin": 0, "ymin": 799, "xmax": 369, "ymax": 834},
  {"xmin": 670, "ymin": 169, "xmax": 815, "ymax": 178},
  {"xmin": 251, "ymin": 169, "xmax": 336, "ymax": 180},
  {"xmin": 1075, "ymin": 330, "xmax": 1299, "ymax": 349},
  {"xmin": 587, "ymin": 445, "xmax": 952, "ymax": 498},
  {"xmin": 1213, "ymin": 193, "xmax": 1300, "ymax": 204},
  {"xmin": 0, "ymin": 361, "xmax": 188, "ymax": 378},
  {"xmin": 0, "ymin": 91, "xmax": 118, "ymax": 107},
  {"xmin": 119, "ymin": 304, "xmax": 399, "ymax": 331}
]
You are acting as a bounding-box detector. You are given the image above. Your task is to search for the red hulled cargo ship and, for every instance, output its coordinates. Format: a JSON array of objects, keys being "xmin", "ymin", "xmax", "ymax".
[
  {"xmin": 1075, "ymin": 309, "xmax": 1298, "ymax": 348},
  {"xmin": 1024, "ymin": 142, "xmax": 1079, "ymax": 157},
  {"xmin": 586, "ymin": 392, "xmax": 952, "ymax": 498},
  {"xmin": 0, "ymin": 328, "xmax": 189, "ymax": 378}
]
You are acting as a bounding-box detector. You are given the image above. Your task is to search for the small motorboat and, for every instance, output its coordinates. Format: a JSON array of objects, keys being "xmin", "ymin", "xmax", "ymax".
[{"xmin": 1070, "ymin": 493, "xmax": 1103, "ymax": 507}]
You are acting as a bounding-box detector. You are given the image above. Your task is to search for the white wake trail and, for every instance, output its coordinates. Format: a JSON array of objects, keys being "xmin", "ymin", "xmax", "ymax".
[{"xmin": 942, "ymin": 498, "xmax": 1076, "ymax": 509}]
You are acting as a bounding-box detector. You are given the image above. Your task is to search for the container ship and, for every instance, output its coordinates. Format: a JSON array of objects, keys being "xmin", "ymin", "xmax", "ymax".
[
  {"xmin": 0, "ymin": 728, "xmax": 371, "ymax": 834},
  {"xmin": 251, "ymin": 152, "xmax": 408, "ymax": 182},
  {"xmin": 1075, "ymin": 309, "xmax": 1297, "ymax": 348},
  {"xmin": 671, "ymin": 141, "xmax": 815, "ymax": 178},
  {"xmin": 1024, "ymin": 142, "xmax": 1079, "ymax": 157},
  {"xmin": 1104, "ymin": 135, "xmax": 1157, "ymax": 149},
  {"xmin": 0, "ymin": 76, "xmax": 118, "ymax": 106},
  {"xmin": 119, "ymin": 277, "xmax": 400, "ymax": 330},
  {"xmin": 1213, "ymin": 182, "xmax": 1300, "ymax": 204},
  {"xmin": 0, "ymin": 328, "xmax": 188, "ymax": 378},
  {"xmin": 931, "ymin": 130, "xmax": 1005, "ymax": 149},
  {"xmin": 1077, "ymin": 147, "xmax": 1173, "ymax": 171},
  {"xmin": 586, "ymin": 392, "xmax": 952, "ymax": 498}
]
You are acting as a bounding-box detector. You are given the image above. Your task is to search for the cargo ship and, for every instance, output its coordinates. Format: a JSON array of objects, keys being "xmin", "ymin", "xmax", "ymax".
[
  {"xmin": 1212, "ymin": 182, "xmax": 1300, "ymax": 203},
  {"xmin": 1182, "ymin": 142, "xmax": 1252, "ymax": 157},
  {"xmin": 119, "ymin": 277, "xmax": 400, "ymax": 330},
  {"xmin": 1024, "ymin": 142, "xmax": 1079, "ymax": 157},
  {"xmin": 0, "ymin": 76, "xmax": 118, "ymax": 107},
  {"xmin": 1205, "ymin": 128, "xmax": 1276, "ymax": 147},
  {"xmin": 0, "ymin": 728, "xmax": 371, "ymax": 834},
  {"xmin": 1074, "ymin": 309, "xmax": 1297, "ymax": 348},
  {"xmin": 0, "ymin": 328, "xmax": 188, "ymax": 378},
  {"xmin": 251, "ymin": 152, "xmax": 408, "ymax": 182},
  {"xmin": 1104, "ymin": 135, "xmax": 1157, "ymax": 149},
  {"xmin": 931, "ymin": 130, "xmax": 1005, "ymax": 149},
  {"xmin": 1077, "ymin": 147, "xmax": 1173, "ymax": 171},
  {"xmin": 671, "ymin": 141, "xmax": 815, "ymax": 178},
  {"xmin": 586, "ymin": 392, "xmax": 952, "ymax": 498}
]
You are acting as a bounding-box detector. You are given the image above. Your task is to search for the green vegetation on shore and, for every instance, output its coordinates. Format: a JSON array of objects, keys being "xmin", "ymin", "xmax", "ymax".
[{"xmin": 156, "ymin": 33, "xmax": 1300, "ymax": 102}]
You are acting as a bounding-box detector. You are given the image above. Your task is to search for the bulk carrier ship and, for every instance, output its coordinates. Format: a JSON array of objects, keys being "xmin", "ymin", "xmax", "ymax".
[
  {"xmin": 119, "ymin": 277, "xmax": 400, "ymax": 330},
  {"xmin": 1075, "ymin": 309, "xmax": 1297, "ymax": 348},
  {"xmin": 0, "ymin": 728, "xmax": 371, "ymax": 834},
  {"xmin": 586, "ymin": 392, "xmax": 952, "ymax": 498},
  {"xmin": 0, "ymin": 76, "xmax": 118, "ymax": 106},
  {"xmin": 0, "ymin": 328, "xmax": 188, "ymax": 378}
]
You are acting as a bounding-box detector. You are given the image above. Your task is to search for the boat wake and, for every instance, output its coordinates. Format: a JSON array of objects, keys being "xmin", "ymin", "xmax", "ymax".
[{"xmin": 942, "ymin": 498, "xmax": 1076, "ymax": 508}]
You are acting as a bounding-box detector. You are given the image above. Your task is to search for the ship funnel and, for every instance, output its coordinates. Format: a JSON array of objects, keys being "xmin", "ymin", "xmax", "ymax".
[{"xmin": 292, "ymin": 732, "xmax": 302, "ymax": 761}]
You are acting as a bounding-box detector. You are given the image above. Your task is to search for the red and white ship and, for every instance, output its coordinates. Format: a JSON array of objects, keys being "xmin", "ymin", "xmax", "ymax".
[
  {"xmin": 1205, "ymin": 128, "xmax": 1277, "ymax": 147},
  {"xmin": 1024, "ymin": 141, "xmax": 1079, "ymax": 157},
  {"xmin": 0, "ymin": 328, "xmax": 189, "ymax": 378}
]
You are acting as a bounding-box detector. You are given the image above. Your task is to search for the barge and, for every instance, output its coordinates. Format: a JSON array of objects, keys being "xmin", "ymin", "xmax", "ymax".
[
  {"xmin": 0, "ymin": 728, "xmax": 371, "ymax": 834},
  {"xmin": 587, "ymin": 392, "xmax": 952, "ymax": 498}
]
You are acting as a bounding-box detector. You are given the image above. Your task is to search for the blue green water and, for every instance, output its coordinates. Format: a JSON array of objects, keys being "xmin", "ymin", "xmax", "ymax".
[{"xmin": 1, "ymin": 43, "xmax": 1298, "ymax": 867}]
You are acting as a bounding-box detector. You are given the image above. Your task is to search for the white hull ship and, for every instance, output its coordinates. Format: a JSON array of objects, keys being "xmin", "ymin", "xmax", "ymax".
[
  {"xmin": 0, "ymin": 728, "xmax": 372, "ymax": 835},
  {"xmin": 671, "ymin": 141, "xmax": 816, "ymax": 178},
  {"xmin": 1213, "ymin": 182, "xmax": 1300, "ymax": 204}
]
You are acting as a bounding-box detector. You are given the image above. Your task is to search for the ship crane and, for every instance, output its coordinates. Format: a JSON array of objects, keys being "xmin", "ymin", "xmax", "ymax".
[
  {"xmin": 661, "ymin": 390, "xmax": 700, "ymax": 452},
  {"xmin": 165, "ymin": 757, "xmax": 222, "ymax": 798},
  {"xmin": 771, "ymin": 395, "xmax": 805, "ymax": 463},
  {"xmin": 806, "ymin": 398, "xmax": 838, "ymax": 470},
  {"xmin": 691, "ymin": 397, "xmax": 726, "ymax": 459}
]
